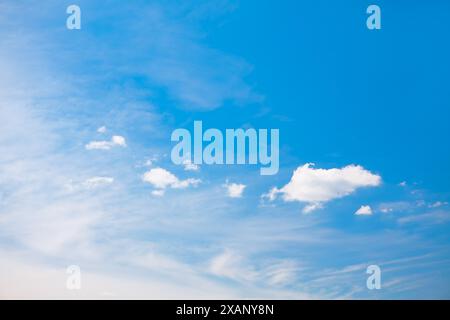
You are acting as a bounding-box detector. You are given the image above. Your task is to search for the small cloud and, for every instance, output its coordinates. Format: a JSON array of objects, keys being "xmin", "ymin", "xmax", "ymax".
[
  {"xmin": 97, "ymin": 126, "xmax": 107, "ymax": 133},
  {"xmin": 85, "ymin": 135, "xmax": 127, "ymax": 150},
  {"xmin": 399, "ymin": 181, "xmax": 407, "ymax": 187},
  {"xmin": 136, "ymin": 156, "xmax": 159, "ymax": 168},
  {"xmin": 183, "ymin": 159, "xmax": 199, "ymax": 171},
  {"xmin": 428, "ymin": 201, "xmax": 448, "ymax": 208},
  {"xmin": 355, "ymin": 205, "xmax": 372, "ymax": 216},
  {"xmin": 142, "ymin": 167, "xmax": 201, "ymax": 195},
  {"xmin": 144, "ymin": 156, "xmax": 159, "ymax": 166},
  {"xmin": 302, "ymin": 203, "xmax": 323, "ymax": 214},
  {"xmin": 85, "ymin": 140, "xmax": 113, "ymax": 150},
  {"xmin": 66, "ymin": 176, "xmax": 114, "ymax": 191},
  {"xmin": 261, "ymin": 187, "xmax": 279, "ymax": 202},
  {"xmin": 111, "ymin": 135, "xmax": 126, "ymax": 147},
  {"xmin": 224, "ymin": 181, "xmax": 246, "ymax": 198},
  {"xmin": 151, "ymin": 189, "xmax": 165, "ymax": 197}
]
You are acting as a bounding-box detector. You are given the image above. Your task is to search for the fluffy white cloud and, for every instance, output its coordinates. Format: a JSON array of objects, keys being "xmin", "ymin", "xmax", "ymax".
[
  {"xmin": 111, "ymin": 135, "xmax": 126, "ymax": 146},
  {"xmin": 355, "ymin": 205, "xmax": 372, "ymax": 215},
  {"xmin": 265, "ymin": 163, "xmax": 381, "ymax": 212},
  {"xmin": 224, "ymin": 182, "xmax": 246, "ymax": 198},
  {"xmin": 142, "ymin": 167, "xmax": 201, "ymax": 194},
  {"xmin": 85, "ymin": 135, "xmax": 127, "ymax": 150}
]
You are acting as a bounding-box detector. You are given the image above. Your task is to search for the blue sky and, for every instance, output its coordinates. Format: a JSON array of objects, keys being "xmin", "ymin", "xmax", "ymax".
[{"xmin": 0, "ymin": 0, "xmax": 449, "ymax": 299}]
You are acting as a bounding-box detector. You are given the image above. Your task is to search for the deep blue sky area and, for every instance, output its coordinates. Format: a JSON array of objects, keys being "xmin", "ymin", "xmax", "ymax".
[{"xmin": 200, "ymin": 0, "xmax": 450, "ymax": 190}]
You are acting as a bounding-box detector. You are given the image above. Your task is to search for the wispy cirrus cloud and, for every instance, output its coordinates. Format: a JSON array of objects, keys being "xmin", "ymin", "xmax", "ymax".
[
  {"xmin": 397, "ymin": 211, "xmax": 450, "ymax": 225},
  {"xmin": 1, "ymin": 0, "xmax": 450, "ymax": 300}
]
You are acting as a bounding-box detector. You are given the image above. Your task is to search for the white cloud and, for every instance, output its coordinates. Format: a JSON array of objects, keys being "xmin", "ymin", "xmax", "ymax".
[
  {"xmin": 303, "ymin": 203, "xmax": 323, "ymax": 214},
  {"xmin": 265, "ymin": 163, "xmax": 381, "ymax": 210},
  {"xmin": 428, "ymin": 201, "xmax": 448, "ymax": 208},
  {"xmin": 261, "ymin": 187, "xmax": 278, "ymax": 202},
  {"xmin": 136, "ymin": 156, "xmax": 159, "ymax": 168},
  {"xmin": 85, "ymin": 135, "xmax": 127, "ymax": 150},
  {"xmin": 355, "ymin": 205, "xmax": 372, "ymax": 216},
  {"xmin": 183, "ymin": 159, "xmax": 199, "ymax": 171},
  {"xmin": 97, "ymin": 126, "xmax": 107, "ymax": 133},
  {"xmin": 85, "ymin": 141, "xmax": 112, "ymax": 150},
  {"xmin": 151, "ymin": 189, "xmax": 165, "ymax": 197},
  {"xmin": 399, "ymin": 181, "xmax": 407, "ymax": 187},
  {"xmin": 224, "ymin": 182, "xmax": 246, "ymax": 198},
  {"xmin": 111, "ymin": 135, "xmax": 126, "ymax": 146},
  {"xmin": 142, "ymin": 167, "xmax": 201, "ymax": 193}
]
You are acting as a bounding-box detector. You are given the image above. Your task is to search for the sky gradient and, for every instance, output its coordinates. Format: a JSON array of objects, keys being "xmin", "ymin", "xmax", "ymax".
[{"xmin": 0, "ymin": 0, "xmax": 449, "ymax": 299}]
